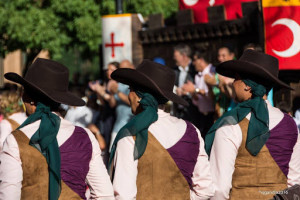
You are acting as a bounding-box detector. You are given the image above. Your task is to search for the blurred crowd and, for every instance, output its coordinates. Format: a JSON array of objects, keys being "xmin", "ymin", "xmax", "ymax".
[{"xmin": 1, "ymin": 43, "xmax": 299, "ymax": 166}]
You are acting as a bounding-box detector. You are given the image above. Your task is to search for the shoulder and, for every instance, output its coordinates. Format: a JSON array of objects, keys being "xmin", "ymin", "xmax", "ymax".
[
  {"xmin": 19, "ymin": 120, "xmax": 41, "ymax": 139},
  {"xmin": 215, "ymin": 124, "xmax": 242, "ymax": 146},
  {"xmin": 267, "ymin": 103, "xmax": 284, "ymax": 129},
  {"xmin": 188, "ymin": 63, "xmax": 196, "ymax": 72},
  {"xmin": 118, "ymin": 83, "xmax": 130, "ymax": 93},
  {"xmin": 2, "ymin": 132, "xmax": 20, "ymax": 160},
  {"xmin": 173, "ymin": 66, "xmax": 180, "ymax": 73},
  {"xmin": 115, "ymin": 136, "xmax": 135, "ymax": 157},
  {"xmin": 9, "ymin": 112, "xmax": 27, "ymax": 123},
  {"xmin": 0, "ymin": 119, "xmax": 11, "ymax": 129},
  {"xmin": 59, "ymin": 118, "xmax": 76, "ymax": 130},
  {"xmin": 150, "ymin": 113, "xmax": 187, "ymax": 131},
  {"xmin": 118, "ymin": 82, "xmax": 128, "ymax": 89},
  {"xmin": 70, "ymin": 125, "xmax": 99, "ymax": 154},
  {"xmin": 68, "ymin": 124, "xmax": 96, "ymax": 146},
  {"xmin": 117, "ymin": 136, "xmax": 135, "ymax": 147}
]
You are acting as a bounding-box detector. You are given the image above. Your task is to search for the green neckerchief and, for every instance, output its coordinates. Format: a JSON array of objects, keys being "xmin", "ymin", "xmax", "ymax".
[
  {"xmin": 18, "ymin": 102, "xmax": 61, "ymax": 200},
  {"xmin": 205, "ymin": 79, "xmax": 269, "ymax": 157},
  {"xmin": 109, "ymin": 91, "xmax": 159, "ymax": 169}
]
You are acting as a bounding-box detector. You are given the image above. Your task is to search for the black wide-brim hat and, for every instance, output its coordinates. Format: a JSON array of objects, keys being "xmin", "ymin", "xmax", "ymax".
[
  {"xmin": 111, "ymin": 59, "xmax": 188, "ymax": 106},
  {"xmin": 216, "ymin": 49, "xmax": 292, "ymax": 89},
  {"xmin": 5, "ymin": 58, "xmax": 85, "ymax": 106}
]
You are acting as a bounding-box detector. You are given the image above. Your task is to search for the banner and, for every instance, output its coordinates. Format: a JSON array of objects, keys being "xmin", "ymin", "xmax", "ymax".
[
  {"xmin": 263, "ymin": 0, "xmax": 300, "ymax": 70},
  {"xmin": 179, "ymin": 0, "xmax": 258, "ymax": 23},
  {"xmin": 102, "ymin": 14, "xmax": 132, "ymax": 69},
  {"xmin": 179, "ymin": 0, "xmax": 210, "ymax": 23}
]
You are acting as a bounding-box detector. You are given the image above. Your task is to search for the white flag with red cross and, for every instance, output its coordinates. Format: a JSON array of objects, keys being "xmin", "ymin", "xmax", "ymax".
[{"xmin": 102, "ymin": 14, "xmax": 132, "ymax": 69}]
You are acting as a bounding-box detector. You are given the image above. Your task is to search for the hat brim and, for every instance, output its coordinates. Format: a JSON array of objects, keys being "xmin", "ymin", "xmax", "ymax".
[
  {"xmin": 216, "ymin": 60, "xmax": 292, "ymax": 90},
  {"xmin": 4, "ymin": 72, "xmax": 85, "ymax": 106},
  {"xmin": 111, "ymin": 68, "xmax": 188, "ymax": 106}
]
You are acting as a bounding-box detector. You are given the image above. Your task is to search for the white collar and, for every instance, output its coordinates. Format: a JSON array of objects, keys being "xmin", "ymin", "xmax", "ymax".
[
  {"xmin": 157, "ymin": 109, "xmax": 169, "ymax": 118},
  {"xmin": 178, "ymin": 65, "xmax": 189, "ymax": 72},
  {"xmin": 203, "ymin": 64, "xmax": 212, "ymax": 73}
]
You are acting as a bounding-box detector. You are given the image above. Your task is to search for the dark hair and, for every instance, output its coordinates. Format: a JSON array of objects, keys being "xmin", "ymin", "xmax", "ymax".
[
  {"xmin": 193, "ymin": 50, "xmax": 211, "ymax": 63},
  {"xmin": 243, "ymin": 43, "xmax": 263, "ymax": 52},
  {"xmin": 0, "ymin": 83, "xmax": 19, "ymax": 93},
  {"xmin": 131, "ymin": 86, "xmax": 168, "ymax": 105},
  {"xmin": 109, "ymin": 61, "xmax": 120, "ymax": 69},
  {"xmin": 24, "ymin": 87, "xmax": 60, "ymax": 111},
  {"xmin": 277, "ymin": 101, "xmax": 292, "ymax": 113},
  {"xmin": 219, "ymin": 44, "xmax": 235, "ymax": 54},
  {"xmin": 174, "ymin": 44, "xmax": 192, "ymax": 57}
]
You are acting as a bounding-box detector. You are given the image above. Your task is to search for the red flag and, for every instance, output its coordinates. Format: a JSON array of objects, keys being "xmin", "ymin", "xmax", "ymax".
[
  {"xmin": 179, "ymin": 0, "xmax": 210, "ymax": 23},
  {"xmin": 179, "ymin": 0, "xmax": 258, "ymax": 23},
  {"xmin": 213, "ymin": 0, "xmax": 242, "ymax": 20},
  {"xmin": 263, "ymin": 0, "xmax": 300, "ymax": 70}
]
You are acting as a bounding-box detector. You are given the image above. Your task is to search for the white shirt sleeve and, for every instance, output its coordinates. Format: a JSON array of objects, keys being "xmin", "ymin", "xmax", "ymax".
[
  {"xmin": 84, "ymin": 129, "xmax": 114, "ymax": 200},
  {"xmin": 0, "ymin": 120, "xmax": 12, "ymax": 151},
  {"xmin": 0, "ymin": 134, "xmax": 22, "ymax": 200},
  {"xmin": 209, "ymin": 125, "xmax": 242, "ymax": 200},
  {"xmin": 190, "ymin": 127, "xmax": 215, "ymax": 200},
  {"xmin": 0, "ymin": 124, "xmax": 114, "ymax": 200},
  {"xmin": 287, "ymin": 133, "xmax": 300, "ymax": 186},
  {"xmin": 113, "ymin": 136, "xmax": 138, "ymax": 200}
]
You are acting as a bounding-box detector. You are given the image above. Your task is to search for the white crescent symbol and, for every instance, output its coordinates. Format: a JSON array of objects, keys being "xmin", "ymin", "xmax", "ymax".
[
  {"xmin": 271, "ymin": 18, "xmax": 300, "ymax": 57},
  {"xmin": 209, "ymin": 0, "xmax": 215, "ymax": 6},
  {"xmin": 183, "ymin": 0, "xmax": 199, "ymax": 6}
]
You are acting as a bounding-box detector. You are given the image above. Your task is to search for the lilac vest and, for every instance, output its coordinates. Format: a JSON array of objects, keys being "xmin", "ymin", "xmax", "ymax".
[
  {"xmin": 167, "ymin": 121, "xmax": 200, "ymax": 188},
  {"xmin": 266, "ymin": 113, "xmax": 298, "ymax": 176},
  {"xmin": 60, "ymin": 126, "xmax": 92, "ymax": 199}
]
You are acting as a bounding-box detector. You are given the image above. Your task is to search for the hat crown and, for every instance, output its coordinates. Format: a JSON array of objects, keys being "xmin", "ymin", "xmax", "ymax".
[
  {"xmin": 111, "ymin": 59, "xmax": 188, "ymax": 106},
  {"xmin": 25, "ymin": 58, "xmax": 69, "ymax": 92},
  {"xmin": 215, "ymin": 50, "xmax": 291, "ymax": 89},
  {"xmin": 136, "ymin": 60, "xmax": 175, "ymax": 92},
  {"xmin": 240, "ymin": 50, "xmax": 279, "ymax": 77}
]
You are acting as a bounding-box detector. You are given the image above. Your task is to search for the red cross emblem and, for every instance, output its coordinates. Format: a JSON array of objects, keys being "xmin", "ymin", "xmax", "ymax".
[{"xmin": 105, "ymin": 32, "xmax": 124, "ymax": 58}]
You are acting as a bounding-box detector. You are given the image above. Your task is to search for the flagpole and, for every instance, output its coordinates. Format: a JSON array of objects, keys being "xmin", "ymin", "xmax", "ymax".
[
  {"xmin": 258, "ymin": 0, "xmax": 265, "ymax": 52},
  {"xmin": 116, "ymin": 0, "xmax": 123, "ymax": 14}
]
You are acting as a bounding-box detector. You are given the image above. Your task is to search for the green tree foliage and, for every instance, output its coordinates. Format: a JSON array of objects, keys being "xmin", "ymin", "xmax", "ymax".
[
  {"xmin": 0, "ymin": 0, "xmax": 177, "ymax": 75},
  {"xmin": 100, "ymin": 0, "xmax": 178, "ymax": 18},
  {"xmin": 125, "ymin": 0, "xmax": 178, "ymax": 19},
  {"xmin": 0, "ymin": 0, "xmax": 102, "ymax": 61}
]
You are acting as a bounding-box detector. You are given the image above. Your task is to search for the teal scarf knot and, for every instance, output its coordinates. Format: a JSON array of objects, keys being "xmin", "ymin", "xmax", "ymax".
[
  {"xmin": 18, "ymin": 102, "xmax": 61, "ymax": 200},
  {"xmin": 205, "ymin": 79, "xmax": 269, "ymax": 157},
  {"xmin": 109, "ymin": 91, "xmax": 159, "ymax": 169}
]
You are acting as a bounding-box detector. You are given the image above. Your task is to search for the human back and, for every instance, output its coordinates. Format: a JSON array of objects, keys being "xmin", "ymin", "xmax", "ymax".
[
  {"xmin": 110, "ymin": 60, "xmax": 215, "ymax": 199},
  {"xmin": 207, "ymin": 50, "xmax": 300, "ymax": 199},
  {"xmin": 1, "ymin": 58, "xmax": 114, "ymax": 200},
  {"xmin": 230, "ymin": 103, "xmax": 298, "ymax": 199},
  {"xmin": 12, "ymin": 116, "xmax": 97, "ymax": 199}
]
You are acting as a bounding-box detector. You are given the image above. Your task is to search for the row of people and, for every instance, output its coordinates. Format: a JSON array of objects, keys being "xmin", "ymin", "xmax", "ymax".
[
  {"xmin": 172, "ymin": 43, "xmax": 275, "ymax": 140},
  {"xmin": 109, "ymin": 50, "xmax": 300, "ymax": 199},
  {"xmin": 0, "ymin": 49, "xmax": 299, "ymax": 199}
]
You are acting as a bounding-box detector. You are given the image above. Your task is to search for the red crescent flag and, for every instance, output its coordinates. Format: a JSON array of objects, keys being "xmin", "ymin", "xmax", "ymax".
[{"xmin": 263, "ymin": 0, "xmax": 300, "ymax": 70}]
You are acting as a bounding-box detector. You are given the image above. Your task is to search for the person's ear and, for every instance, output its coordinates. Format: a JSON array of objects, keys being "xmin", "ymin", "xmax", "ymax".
[{"xmin": 244, "ymin": 86, "xmax": 251, "ymax": 91}]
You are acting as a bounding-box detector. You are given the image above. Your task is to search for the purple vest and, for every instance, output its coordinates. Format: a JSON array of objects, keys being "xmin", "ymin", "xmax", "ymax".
[
  {"xmin": 266, "ymin": 114, "xmax": 298, "ymax": 176},
  {"xmin": 167, "ymin": 121, "xmax": 200, "ymax": 188},
  {"xmin": 60, "ymin": 126, "xmax": 92, "ymax": 199}
]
